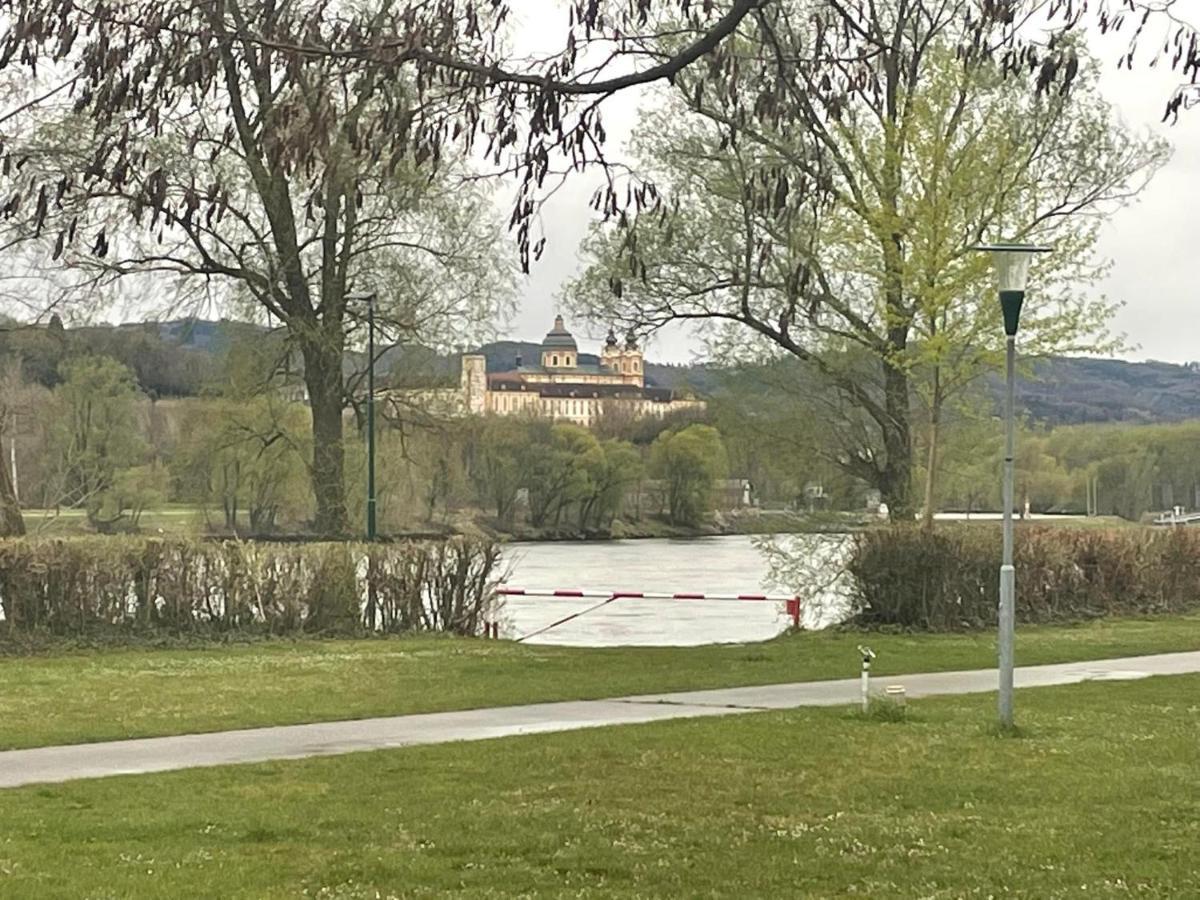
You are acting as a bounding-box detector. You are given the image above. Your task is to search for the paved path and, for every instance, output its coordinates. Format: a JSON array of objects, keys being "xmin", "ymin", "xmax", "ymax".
[{"xmin": 3, "ymin": 650, "xmax": 1199, "ymax": 790}]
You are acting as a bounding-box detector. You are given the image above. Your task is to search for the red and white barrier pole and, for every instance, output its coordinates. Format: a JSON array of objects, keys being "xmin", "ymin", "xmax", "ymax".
[{"xmin": 488, "ymin": 588, "xmax": 803, "ymax": 639}]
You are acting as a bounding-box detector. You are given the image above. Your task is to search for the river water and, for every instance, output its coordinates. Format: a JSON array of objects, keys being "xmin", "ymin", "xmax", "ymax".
[{"xmin": 499, "ymin": 534, "xmax": 853, "ymax": 647}]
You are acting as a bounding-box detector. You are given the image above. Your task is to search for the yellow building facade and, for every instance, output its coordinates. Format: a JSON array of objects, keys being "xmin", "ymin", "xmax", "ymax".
[{"xmin": 464, "ymin": 317, "xmax": 706, "ymax": 427}]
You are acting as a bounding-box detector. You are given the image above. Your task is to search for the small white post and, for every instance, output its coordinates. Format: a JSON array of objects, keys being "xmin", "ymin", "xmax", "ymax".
[{"xmin": 858, "ymin": 645, "xmax": 875, "ymax": 713}]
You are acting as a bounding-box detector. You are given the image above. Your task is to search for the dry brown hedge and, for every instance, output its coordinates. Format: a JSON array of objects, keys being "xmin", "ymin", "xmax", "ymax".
[
  {"xmin": 0, "ymin": 537, "xmax": 503, "ymax": 638},
  {"xmin": 848, "ymin": 525, "xmax": 1200, "ymax": 630}
]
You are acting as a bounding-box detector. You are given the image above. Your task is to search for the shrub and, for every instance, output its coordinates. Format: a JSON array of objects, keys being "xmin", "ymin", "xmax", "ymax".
[
  {"xmin": 847, "ymin": 525, "xmax": 1200, "ymax": 631},
  {"xmin": 0, "ymin": 536, "xmax": 503, "ymax": 640}
]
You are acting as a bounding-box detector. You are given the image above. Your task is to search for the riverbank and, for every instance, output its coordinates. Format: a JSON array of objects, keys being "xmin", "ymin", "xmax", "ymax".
[
  {"xmin": 20, "ymin": 506, "xmax": 1143, "ymax": 542},
  {"xmin": 18, "ymin": 506, "xmax": 867, "ymax": 542},
  {"xmin": 477, "ymin": 509, "xmax": 871, "ymax": 543}
]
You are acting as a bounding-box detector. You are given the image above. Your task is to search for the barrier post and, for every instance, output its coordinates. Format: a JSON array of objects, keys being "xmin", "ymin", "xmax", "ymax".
[
  {"xmin": 786, "ymin": 597, "xmax": 801, "ymax": 629},
  {"xmin": 858, "ymin": 645, "xmax": 876, "ymax": 713}
]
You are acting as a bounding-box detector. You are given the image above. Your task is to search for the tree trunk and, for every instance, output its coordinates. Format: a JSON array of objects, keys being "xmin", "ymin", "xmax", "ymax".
[
  {"xmin": 0, "ymin": 433, "xmax": 24, "ymax": 536},
  {"xmin": 304, "ymin": 337, "xmax": 350, "ymax": 536},
  {"xmin": 880, "ymin": 355, "xmax": 913, "ymax": 521},
  {"xmin": 921, "ymin": 370, "xmax": 943, "ymax": 532}
]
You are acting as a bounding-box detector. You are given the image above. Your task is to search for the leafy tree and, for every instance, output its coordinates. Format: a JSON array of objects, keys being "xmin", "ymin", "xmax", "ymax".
[
  {"xmin": 571, "ymin": 14, "xmax": 1164, "ymax": 521},
  {"xmin": 709, "ymin": 359, "xmax": 861, "ymax": 509},
  {"xmin": 1, "ymin": 3, "xmax": 515, "ymax": 536},
  {"xmin": 101, "ymin": 462, "xmax": 171, "ymax": 529},
  {"xmin": 576, "ymin": 439, "xmax": 644, "ymax": 531},
  {"xmin": 0, "ymin": 0, "xmax": 1191, "ymax": 531},
  {"xmin": 174, "ymin": 396, "xmax": 311, "ymax": 534},
  {"xmin": 523, "ymin": 424, "xmax": 598, "ymax": 529},
  {"xmin": 50, "ymin": 355, "xmax": 147, "ymax": 525},
  {"xmin": 0, "ymin": 320, "xmax": 68, "ymax": 388},
  {"xmin": 469, "ymin": 417, "xmax": 533, "ymax": 526},
  {"xmin": 650, "ymin": 424, "xmax": 729, "ymax": 526}
]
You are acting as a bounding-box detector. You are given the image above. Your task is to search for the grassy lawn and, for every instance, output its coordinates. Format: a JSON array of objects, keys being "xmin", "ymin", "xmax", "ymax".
[
  {"xmin": 0, "ymin": 674, "xmax": 1195, "ymax": 897},
  {"xmin": 2, "ymin": 613, "xmax": 1199, "ymax": 750},
  {"xmin": 20, "ymin": 504, "xmax": 210, "ymax": 535}
]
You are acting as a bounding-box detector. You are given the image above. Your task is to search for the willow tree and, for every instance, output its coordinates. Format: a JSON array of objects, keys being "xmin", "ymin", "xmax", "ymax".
[
  {"xmin": 0, "ymin": 2, "xmax": 514, "ymax": 534},
  {"xmin": 0, "ymin": 1, "xmax": 1190, "ymax": 271},
  {"xmin": 569, "ymin": 6, "xmax": 1165, "ymax": 518}
]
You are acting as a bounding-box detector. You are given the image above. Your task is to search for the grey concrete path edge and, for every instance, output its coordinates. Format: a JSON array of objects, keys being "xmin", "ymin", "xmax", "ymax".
[{"xmin": 2, "ymin": 650, "xmax": 1199, "ymax": 790}]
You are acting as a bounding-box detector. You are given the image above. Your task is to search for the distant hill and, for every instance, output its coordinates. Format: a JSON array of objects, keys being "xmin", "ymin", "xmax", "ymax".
[
  {"xmin": 8, "ymin": 317, "xmax": 1200, "ymax": 425},
  {"xmin": 997, "ymin": 357, "xmax": 1200, "ymax": 425}
]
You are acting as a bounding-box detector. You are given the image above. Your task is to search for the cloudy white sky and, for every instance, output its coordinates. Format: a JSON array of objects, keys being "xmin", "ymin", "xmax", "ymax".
[{"xmin": 506, "ymin": 4, "xmax": 1200, "ymax": 365}]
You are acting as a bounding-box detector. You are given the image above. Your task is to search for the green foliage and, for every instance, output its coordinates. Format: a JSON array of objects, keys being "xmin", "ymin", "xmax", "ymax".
[
  {"xmin": 935, "ymin": 419, "xmax": 1200, "ymax": 521},
  {"xmin": 650, "ymin": 424, "xmax": 729, "ymax": 526},
  {"xmin": 711, "ymin": 361, "xmax": 864, "ymax": 508},
  {"xmin": 50, "ymin": 355, "xmax": 148, "ymax": 524},
  {"xmin": 463, "ymin": 418, "xmax": 643, "ymax": 533},
  {"xmin": 469, "ymin": 416, "xmax": 532, "ymax": 524},
  {"xmin": 102, "ymin": 462, "xmax": 170, "ymax": 528},
  {"xmin": 0, "ymin": 536, "xmax": 502, "ymax": 638},
  {"xmin": 576, "ymin": 439, "xmax": 643, "ymax": 530},
  {"xmin": 849, "ymin": 525, "xmax": 1200, "ymax": 630},
  {"xmin": 0, "ymin": 319, "xmax": 239, "ymax": 396},
  {"xmin": 522, "ymin": 423, "xmax": 598, "ymax": 529},
  {"xmin": 172, "ymin": 396, "xmax": 311, "ymax": 533},
  {"xmin": 570, "ymin": 30, "xmax": 1163, "ymax": 518}
]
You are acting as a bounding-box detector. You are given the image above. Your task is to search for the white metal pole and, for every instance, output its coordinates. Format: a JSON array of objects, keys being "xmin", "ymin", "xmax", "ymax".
[
  {"xmin": 860, "ymin": 649, "xmax": 873, "ymax": 713},
  {"xmin": 999, "ymin": 334, "xmax": 1017, "ymax": 729}
]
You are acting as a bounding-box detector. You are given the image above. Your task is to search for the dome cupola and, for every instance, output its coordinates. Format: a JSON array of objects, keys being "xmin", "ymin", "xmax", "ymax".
[
  {"xmin": 542, "ymin": 315, "xmax": 578, "ymax": 351},
  {"xmin": 541, "ymin": 315, "xmax": 578, "ymax": 368}
]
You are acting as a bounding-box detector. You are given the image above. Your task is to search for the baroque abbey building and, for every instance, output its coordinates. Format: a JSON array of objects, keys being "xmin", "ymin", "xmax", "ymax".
[{"xmin": 454, "ymin": 317, "xmax": 705, "ymax": 427}]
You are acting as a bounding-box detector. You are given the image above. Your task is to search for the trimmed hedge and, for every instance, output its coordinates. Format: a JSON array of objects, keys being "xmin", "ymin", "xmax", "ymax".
[
  {"xmin": 848, "ymin": 525, "xmax": 1200, "ymax": 631},
  {"xmin": 0, "ymin": 537, "xmax": 503, "ymax": 638}
]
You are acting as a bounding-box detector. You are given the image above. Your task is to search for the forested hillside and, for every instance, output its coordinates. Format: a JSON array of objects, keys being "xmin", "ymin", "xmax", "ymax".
[{"xmin": 4, "ymin": 318, "xmax": 1200, "ymax": 425}]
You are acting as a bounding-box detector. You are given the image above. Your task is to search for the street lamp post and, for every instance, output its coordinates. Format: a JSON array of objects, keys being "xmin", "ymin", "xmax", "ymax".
[
  {"xmin": 346, "ymin": 291, "xmax": 378, "ymax": 541},
  {"xmin": 976, "ymin": 242, "xmax": 1051, "ymax": 729}
]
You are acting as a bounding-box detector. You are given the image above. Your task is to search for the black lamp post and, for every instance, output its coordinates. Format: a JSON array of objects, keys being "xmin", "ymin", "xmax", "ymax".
[{"xmin": 346, "ymin": 291, "xmax": 378, "ymax": 541}]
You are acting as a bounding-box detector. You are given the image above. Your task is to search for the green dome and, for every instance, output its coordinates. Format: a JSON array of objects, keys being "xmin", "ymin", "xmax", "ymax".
[{"xmin": 542, "ymin": 315, "xmax": 578, "ymax": 351}]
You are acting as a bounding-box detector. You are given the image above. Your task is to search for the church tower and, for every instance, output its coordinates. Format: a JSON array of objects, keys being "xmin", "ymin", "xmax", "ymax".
[
  {"xmin": 600, "ymin": 327, "xmax": 621, "ymax": 373},
  {"xmin": 540, "ymin": 315, "xmax": 578, "ymax": 369},
  {"xmin": 600, "ymin": 327, "xmax": 644, "ymax": 386},
  {"xmin": 623, "ymin": 330, "xmax": 645, "ymax": 387}
]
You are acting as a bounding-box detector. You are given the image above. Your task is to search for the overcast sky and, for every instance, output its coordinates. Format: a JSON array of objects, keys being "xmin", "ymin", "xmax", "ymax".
[{"xmin": 506, "ymin": 5, "xmax": 1200, "ymax": 365}]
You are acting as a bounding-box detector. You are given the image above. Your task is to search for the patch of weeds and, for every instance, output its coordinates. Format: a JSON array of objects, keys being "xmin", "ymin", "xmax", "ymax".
[
  {"xmin": 986, "ymin": 721, "xmax": 1037, "ymax": 740},
  {"xmin": 848, "ymin": 695, "xmax": 912, "ymax": 723}
]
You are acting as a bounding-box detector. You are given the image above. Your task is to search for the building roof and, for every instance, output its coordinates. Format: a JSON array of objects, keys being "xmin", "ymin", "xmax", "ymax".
[
  {"xmin": 541, "ymin": 315, "xmax": 578, "ymax": 351},
  {"xmin": 490, "ymin": 378, "xmax": 677, "ymax": 403},
  {"xmin": 495, "ymin": 364, "xmax": 613, "ymax": 378}
]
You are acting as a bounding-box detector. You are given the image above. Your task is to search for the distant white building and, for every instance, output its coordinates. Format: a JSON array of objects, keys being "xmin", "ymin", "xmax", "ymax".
[{"xmin": 388, "ymin": 316, "xmax": 705, "ymax": 426}]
